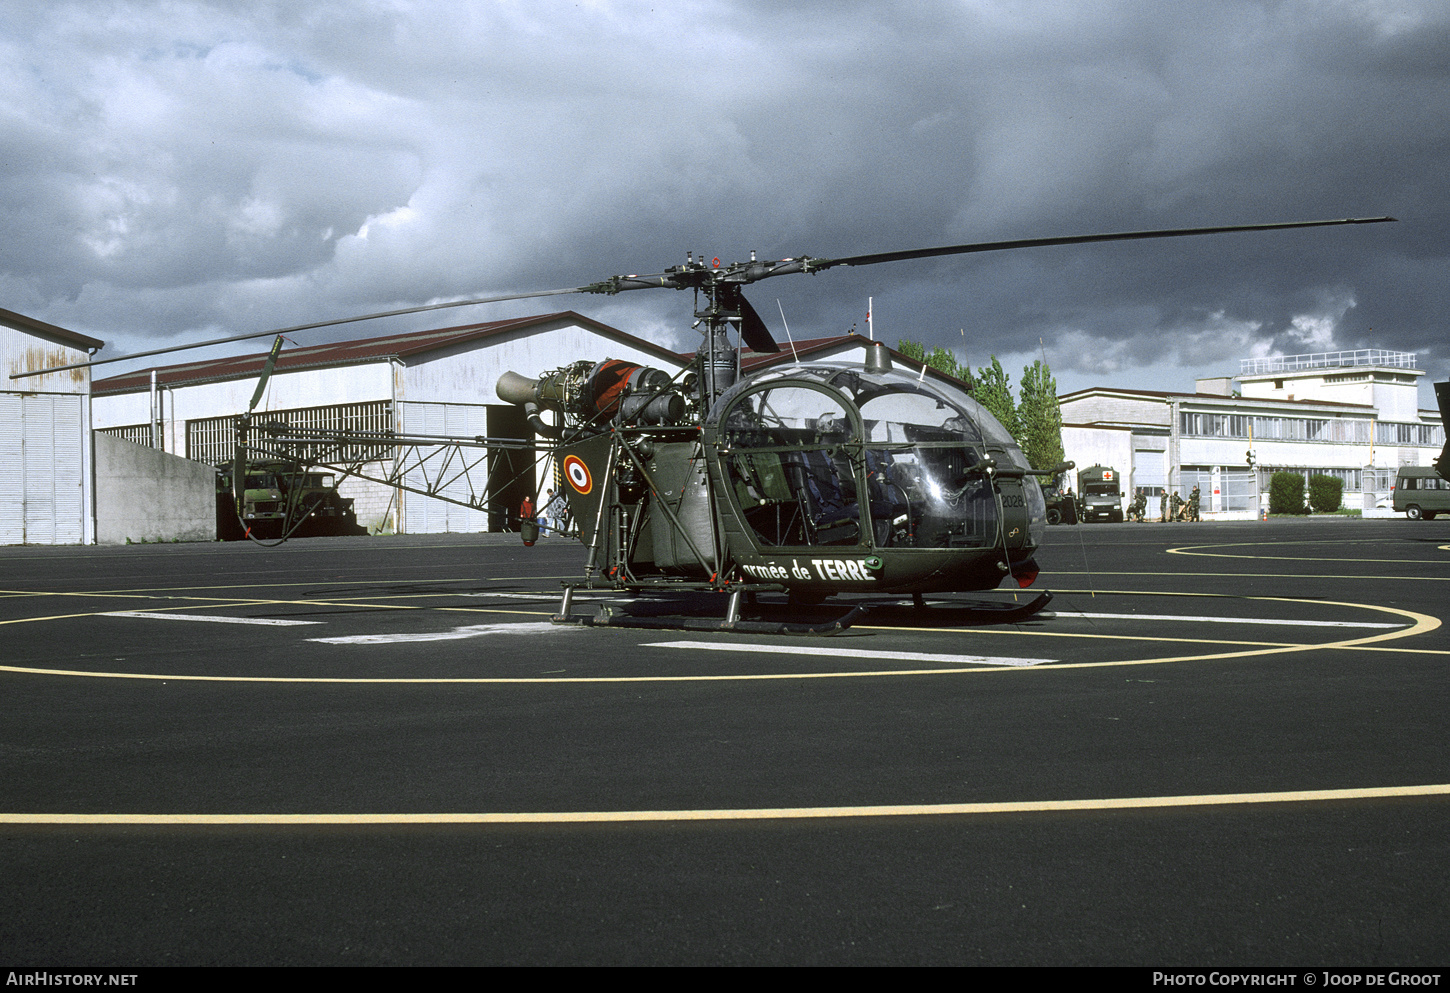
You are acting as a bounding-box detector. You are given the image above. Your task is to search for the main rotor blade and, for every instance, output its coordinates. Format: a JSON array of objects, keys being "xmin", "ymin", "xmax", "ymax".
[
  {"xmin": 10, "ymin": 284, "xmax": 590, "ymax": 379},
  {"xmin": 12, "ymin": 214, "xmax": 1397, "ymax": 382},
  {"xmin": 811, "ymin": 216, "xmax": 1397, "ymax": 271},
  {"xmin": 247, "ymin": 335, "xmax": 286, "ymax": 414},
  {"xmin": 737, "ymin": 294, "xmax": 780, "ymax": 354}
]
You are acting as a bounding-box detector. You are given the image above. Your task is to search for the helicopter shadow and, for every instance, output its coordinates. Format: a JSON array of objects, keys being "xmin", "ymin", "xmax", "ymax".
[{"xmin": 580, "ymin": 589, "xmax": 1052, "ymax": 633}]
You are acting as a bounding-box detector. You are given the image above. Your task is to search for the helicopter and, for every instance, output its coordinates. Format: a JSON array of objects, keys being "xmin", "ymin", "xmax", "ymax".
[
  {"xmin": 16, "ymin": 215, "xmax": 1395, "ymax": 632},
  {"xmin": 463, "ymin": 217, "xmax": 1398, "ymax": 632}
]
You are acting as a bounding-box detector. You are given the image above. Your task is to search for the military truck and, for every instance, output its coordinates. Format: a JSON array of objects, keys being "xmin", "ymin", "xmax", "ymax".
[
  {"xmin": 217, "ymin": 461, "xmax": 364, "ymax": 540},
  {"xmin": 1077, "ymin": 465, "xmax": 1124, "ymax": 523},
  {"xmin": 1040, "ymin": 478, "xmax": 1078, "ymax": 525}
]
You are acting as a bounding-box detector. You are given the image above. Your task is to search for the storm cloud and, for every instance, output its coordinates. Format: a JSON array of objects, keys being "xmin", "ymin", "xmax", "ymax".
[{"xmin": 3, "ymin": 0, "xmax": 1446, "ymax": 399}]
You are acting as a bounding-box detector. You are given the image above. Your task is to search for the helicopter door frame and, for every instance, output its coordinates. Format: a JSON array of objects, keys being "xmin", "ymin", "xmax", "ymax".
[{"xmin": 711, "ymin": 379, "xmax": 873, "ymax": 558}]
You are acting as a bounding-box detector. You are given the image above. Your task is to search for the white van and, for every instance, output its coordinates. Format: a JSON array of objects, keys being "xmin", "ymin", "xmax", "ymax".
[{"xmin": 1392, "ymin": 466, "xmax": 1450, "ymax": 520}]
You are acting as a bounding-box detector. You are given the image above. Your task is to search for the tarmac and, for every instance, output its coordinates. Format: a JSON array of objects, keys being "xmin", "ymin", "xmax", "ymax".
[{"xmin": 1, "ymin": 516, "xmax": 1447, "ymax": 965}]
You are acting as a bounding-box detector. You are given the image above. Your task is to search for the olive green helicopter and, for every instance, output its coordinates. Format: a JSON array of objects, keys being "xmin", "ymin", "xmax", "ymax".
[
  {"xmin": 480, "ymin": 217, "xmax": 1395, "ymax": 632},
  {"xmin": 18, "ymin": 215, "xmax": 1396, "ymax": 633}
]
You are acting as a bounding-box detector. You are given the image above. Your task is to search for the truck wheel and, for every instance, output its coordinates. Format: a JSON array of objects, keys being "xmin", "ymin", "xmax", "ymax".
[
  {"xmin": 1407, "ymin": 505, "xmax": 1423, "ymax": 520},
  {"xmin": 1047, "ymin": 508, "xmax": 1062, "ymax": 525}
]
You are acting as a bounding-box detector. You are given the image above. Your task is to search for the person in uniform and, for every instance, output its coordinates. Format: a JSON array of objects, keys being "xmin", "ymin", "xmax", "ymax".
[
  {"xmin": 1160, "ymin": 489, "xmax": 1168, "ymax": 523},
  {"xmin": 1171, "ymin": 490, "xmax": 1185, "ymax": 522},
  {"xmin": 1189, "ymin": 485, "xmax": 1201, "ymax": 522},
  {"xmin": 1128, "ymin": 488, "xmax": 1144, "ymax": 522}
]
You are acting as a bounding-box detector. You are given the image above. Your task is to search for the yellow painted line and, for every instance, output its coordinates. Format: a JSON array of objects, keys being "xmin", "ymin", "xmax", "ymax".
[
  {"xmin": 1167, "ymin": 540, "xmax": 1450, "ymax": 562},
  {"xmin": 1052, "ymin": 570, "xmax": 1450, "ymax": 581},
  {"xmin": 4, "ymin": 783, "xmax": 1447, "ymax": 825},
  {"xmin": 0, "ymin": 590, "xmax": 1437, "ymax": 683},
  {"xmin": 0, "ymin": 576, "xmax": 576, "ymax": 598},
  {"xmin": 0, "ymin": 597, "xmax": 548, "ymax": 627},
  {"xmin": 857, "ymin": 625, "xmax": 1299, "ymax": 648},
  {"xmin": 943, "ymin": 626, "xmax": 1450, "ymax": 656},
  {"xmin": 0, "ymin": 664, "xmax": 1072, "ymax": 683}
]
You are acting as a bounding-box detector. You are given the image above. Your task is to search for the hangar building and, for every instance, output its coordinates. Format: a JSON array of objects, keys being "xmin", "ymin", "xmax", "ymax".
[{"xmin": 92, "ymin": 312, "xmax": 689, "ymax": 534}]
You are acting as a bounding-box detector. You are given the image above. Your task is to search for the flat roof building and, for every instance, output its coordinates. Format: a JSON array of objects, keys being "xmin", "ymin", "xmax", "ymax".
[{"xmin": 1059, "ymin": 350, "xmax": 1443, "ymax": 517}]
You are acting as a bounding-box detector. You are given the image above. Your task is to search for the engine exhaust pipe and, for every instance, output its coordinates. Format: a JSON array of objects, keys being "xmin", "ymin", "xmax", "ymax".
[{"xmin": 496, "ymin": 370, "xmax": 541, "ymax": 406}]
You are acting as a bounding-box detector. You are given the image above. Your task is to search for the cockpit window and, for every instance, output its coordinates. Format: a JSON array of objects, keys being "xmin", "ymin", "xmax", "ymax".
[
  {"xmin": 856, "ymin": 389, "xmax": 984, "ymax": 445},
  {"xmin": 854, "ymin": 386, "xmax": 995, "ymax": 549},
  {"xmin": 717, "ymin": 371, "xmax": 1003, "ymax": 551},
  {"xmin": 722, "ymin": 384, "xmax": 857, "ymax": 443},
  {"xmin": 722, "ymin": 384, "xmax": 862, "ymax": 547}
]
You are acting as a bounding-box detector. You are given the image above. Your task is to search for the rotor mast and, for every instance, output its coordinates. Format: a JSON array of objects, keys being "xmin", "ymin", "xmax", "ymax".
[{"xmin": 695, "ymin": 262, "xmax": 747, "ymax": 413}]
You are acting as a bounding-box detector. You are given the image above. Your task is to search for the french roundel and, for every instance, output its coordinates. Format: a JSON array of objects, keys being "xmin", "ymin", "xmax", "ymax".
[{"xmin": 563, "ymin": 455, "xmax": 593, "ymax": 495}]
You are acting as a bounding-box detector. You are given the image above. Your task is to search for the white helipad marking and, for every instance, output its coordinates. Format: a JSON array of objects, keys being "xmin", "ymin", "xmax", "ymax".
[
  {"xmin": 103, "ymin": 611, "xmax": 323, "ymax": 627},
  {"xmin": 1047, "ymin": 611, "xmax": 1402, "ymax": 629},
  {"xmin": 647, "ymin": 641, "xmax": 1053, "ymax": 667},
  {"xmin": 310, "ymin": 621, "xmax": 564, "ymax": 645}
]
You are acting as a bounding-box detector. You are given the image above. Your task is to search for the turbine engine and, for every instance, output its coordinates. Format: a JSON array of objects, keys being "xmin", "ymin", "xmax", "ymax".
[{"xmin": 497, "ymin": 359, "xmax": 686, "ymax": 435}]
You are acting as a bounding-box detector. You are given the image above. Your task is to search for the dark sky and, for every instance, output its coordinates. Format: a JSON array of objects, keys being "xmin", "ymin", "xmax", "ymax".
[{"xmin": 4, "ymin": 1, "xmax": 1446, "ymax": 404}]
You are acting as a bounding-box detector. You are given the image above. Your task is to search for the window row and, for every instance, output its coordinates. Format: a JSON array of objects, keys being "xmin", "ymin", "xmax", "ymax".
[{"xmin": 1179, "ymin": 412, "xmax": 1443, "ymax": 447}]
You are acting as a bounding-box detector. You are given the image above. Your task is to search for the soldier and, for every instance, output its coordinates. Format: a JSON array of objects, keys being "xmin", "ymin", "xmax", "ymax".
[
  {"xmin": 1130, "ymin": 488, "xmax": 1146, "ymax": 522},
  {"xmin": 1160, "ymin": 489, "xmax": 1168, "ymax": 523},
  {"xmin": 1189, "ymin": 485, "xmax": 1201, "ymax": 522},
  {"xmin": 540, "ymin": 487, "xmax": 568, "ymax": 535},
  {"xmin": 1171, "ymin": 490, "xmax": 1185, "ymax": 522}
]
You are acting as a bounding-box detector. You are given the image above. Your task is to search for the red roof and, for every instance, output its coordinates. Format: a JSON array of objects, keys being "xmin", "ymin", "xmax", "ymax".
[
  {"xmin": 738, "ymin": 335, "xmax": 866, "ymax": 370},
  {"xmin": 93, "ymin": 311, "xmax": 682, "ymax": 395}
]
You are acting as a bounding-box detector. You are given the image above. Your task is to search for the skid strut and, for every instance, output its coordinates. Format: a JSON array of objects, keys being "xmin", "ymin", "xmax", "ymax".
[{"xmin": 552, "ymin": 584, "xmax": 861, "ymax": 636}]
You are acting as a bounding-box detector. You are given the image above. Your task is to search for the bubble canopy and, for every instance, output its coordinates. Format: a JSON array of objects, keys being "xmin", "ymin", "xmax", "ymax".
[{"xmin": 705, "ymin": 364, "xmax": 1044, "ymax": 553}]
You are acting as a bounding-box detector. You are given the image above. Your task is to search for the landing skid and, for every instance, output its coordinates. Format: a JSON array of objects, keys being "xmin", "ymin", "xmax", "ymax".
[
  {"xmin": 552, "ymin": 584, "xmax": 862, "ymax": 635},
  {"xmin": 874, "ymin": 590, "xmax": 1054, "ymax": 625}
]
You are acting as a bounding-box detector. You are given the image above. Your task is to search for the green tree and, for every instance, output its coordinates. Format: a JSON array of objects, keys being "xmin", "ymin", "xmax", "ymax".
[
  {"xmin": 1308, "ymin": 474, "xmax": 1344, "ymax": 513},
  {"xmin": 895, "ymin": 339, "xmax": 967, "ymax": 381},
  {"xmin": 1018, "ymin": 359, "xmax": 1065, "ymax": 471},
  {"xmin": 895, "ymin": 338, "xmax": 926, "ymax": 365},
  {"xmin": 898, "ymin": 340, "xmax": 1052, "ymax": 449},
  {"xmin": 1269, "ymin": 472, "xmax": 1308, "ymax": 515},
  {"xmin": 973, "ymin": 356, "xmax": 1020, "ymax": 439}
]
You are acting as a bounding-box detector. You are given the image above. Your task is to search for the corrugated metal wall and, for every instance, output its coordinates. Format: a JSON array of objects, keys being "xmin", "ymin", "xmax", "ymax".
[
  {"xmin": 0, "ymin": 393, "xmax": 85, "ymax": 544},
  {"xmin": 399, "ymin": 401, "xmax": 491, "ymax": 533}
]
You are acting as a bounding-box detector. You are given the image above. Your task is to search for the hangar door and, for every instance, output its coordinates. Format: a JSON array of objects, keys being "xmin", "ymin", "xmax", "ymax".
[
  {"xmin": 399, "ymin": 401, "xmax": 490, "ymax": 534},
  {"xmin": 397, "ymin": 402, "xmax": 536, "ymax": 533},
  {"xmin": 0, "ymin": 393, "xmax": 85, "ymax": 544}
]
